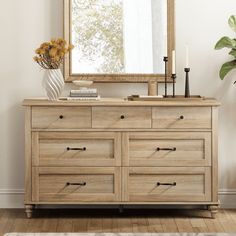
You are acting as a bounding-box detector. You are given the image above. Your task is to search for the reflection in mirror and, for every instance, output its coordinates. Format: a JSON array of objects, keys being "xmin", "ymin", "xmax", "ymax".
[{"xmin": 71, "ymin": 0, "xmax": 168, "ymax": 75}]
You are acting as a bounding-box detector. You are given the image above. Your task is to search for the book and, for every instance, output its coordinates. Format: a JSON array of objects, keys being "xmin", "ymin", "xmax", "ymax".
[
  {"xmin": 70, "ymin": 92, "xmax": 98, "ymax": 97},
  {"xmin": 70, "ymin": 89, "xmax": 97, "ymax": 94},
  {"xmin": 66, "ymin": 95, "xmax": 101, "ymax": 101}
]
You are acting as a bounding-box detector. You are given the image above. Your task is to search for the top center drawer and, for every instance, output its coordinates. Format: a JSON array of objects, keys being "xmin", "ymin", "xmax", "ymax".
[{"xmin": 92, "ymin": 107, "xmax": 152, "ymax": 129}]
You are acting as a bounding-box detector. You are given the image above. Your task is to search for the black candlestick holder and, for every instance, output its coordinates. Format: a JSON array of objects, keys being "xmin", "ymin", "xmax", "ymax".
[
  {"xmin": 184, "ymin": 68, "xmax": 190, "ymax": 98},
  {"xmin": 171, "ymin": 74, "xmax": 176, "ymax": 97},
  {"xmin": 163, "ymin": 56, "xmax": 168, "ymax": 97}
]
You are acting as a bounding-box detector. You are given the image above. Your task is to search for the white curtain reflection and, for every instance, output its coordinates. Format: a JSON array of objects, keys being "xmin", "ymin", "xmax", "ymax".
[
  {"xmin": 71, "ymin": 0, "xmax": 167, "ymax": 74},
  {"xmin": 123, "ymin": 0, "xmax": 154, "ymax": 73}
]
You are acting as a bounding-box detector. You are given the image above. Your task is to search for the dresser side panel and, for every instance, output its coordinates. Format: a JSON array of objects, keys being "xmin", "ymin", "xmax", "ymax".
[
  {"xmin": 24, "ymin": 106, "xmax": 32, "ymax": 203},
  {"xmin": 212, "ymin": 106, "xmax": 219, "ymax": 202}
]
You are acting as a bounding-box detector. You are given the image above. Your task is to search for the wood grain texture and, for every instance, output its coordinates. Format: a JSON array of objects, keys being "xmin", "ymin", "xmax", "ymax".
[
  {"xmin": 92, "ymin": 107, "xmax": 152, "ymax": 129},
  {"xmin": 63, "ymin": 0, "xmax": 175, "ymax": 83},
  {"xmin": 24, "ymin": 107, "xmax": 32, "ymax": 203},
  {"xmin": 1, "ymin": 209, "xmax": 236, "ymax": 235},
  {"xmin": 63, "ymin": 0, "xmax": 70, "ymax": 81},
  {"xmin": 32, "ymin": 107, "xmax": 91, "ymax": 129},
  {"xmin": 23, "ymin": 98, "xmax": 221, "ymax": 107},
  {"xmin": 21, "ymin": 201, "xmax": 220, "ymax": 205},
  {"xmin": 212, "ymin": 107, "xmax": 219, "ymax": 203},
  {"xmin": 152, "ymin": 107, "xmax": 212, "ymax": 129},
  {"xmin": 25, "ymin": 205, "xmax": 34, "ymax": 219},
  {"xmin": 148, "ymin": 81, "xmax": 158, "ymax": 96},
  {"xmin": 127, "ymin": 132, "xmax": 211, "ymax": 167},
  {"xmin": 122, "ymin": 132, "xmax": 129, "ymax": 166},
  {"xmin": 23, "ymin": 98, "xmax": 219, "ymax": 218},
  {"xmin": 33, "ymin": 132, "xmax": 121, "ymax": 167},
  {"xmin": 32, "ymin": 167, "xmax": 121, "ymax": 202},
  {"xmin": 32, "ymin": 132, "xmax": 39, "ymax": 166},
  {"xmin": 167, "ymin": 0, "xmax": 175, "ymax": 77},
  {"xmin": 124, "ymin": 167, "xmax": 211, "ymax": 202}
]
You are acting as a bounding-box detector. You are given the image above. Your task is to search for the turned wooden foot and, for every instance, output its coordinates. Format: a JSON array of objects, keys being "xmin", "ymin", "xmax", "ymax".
[
  {"xmin": 25, "ymin": 204, "xmax": 34, "ymax": 218},
  {"xmin": 208, "ymin": 205, "xmax": 218, "ymax": 219}
]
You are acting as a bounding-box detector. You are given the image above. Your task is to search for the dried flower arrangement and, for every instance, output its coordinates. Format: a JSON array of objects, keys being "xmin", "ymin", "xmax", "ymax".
[{"xmin": 33, "ymin": 38, "xmax": 74, "ymax": 69}]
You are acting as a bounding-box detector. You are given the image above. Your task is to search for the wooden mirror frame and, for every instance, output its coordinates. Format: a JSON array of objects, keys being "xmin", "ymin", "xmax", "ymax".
[{"xmin": 63, "ymin": 0, "xmax": 175, "ymax": 83}]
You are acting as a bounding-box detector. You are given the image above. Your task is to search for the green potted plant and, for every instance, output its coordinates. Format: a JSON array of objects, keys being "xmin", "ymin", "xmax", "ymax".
[{"xmin": 215, "ymin": 15, "xmax": 236, "ymax": 83}]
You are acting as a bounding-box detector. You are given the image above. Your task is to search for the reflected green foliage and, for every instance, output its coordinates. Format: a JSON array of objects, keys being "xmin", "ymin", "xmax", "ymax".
[{"xmin": 72, "ymin": 0, "xmax": 124, "ymax": 73}]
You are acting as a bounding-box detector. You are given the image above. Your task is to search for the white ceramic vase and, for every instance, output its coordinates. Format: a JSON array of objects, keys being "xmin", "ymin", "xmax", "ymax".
[{"xmin": 43, "ymin": 69, "xmax": 64, "ymax": 101}]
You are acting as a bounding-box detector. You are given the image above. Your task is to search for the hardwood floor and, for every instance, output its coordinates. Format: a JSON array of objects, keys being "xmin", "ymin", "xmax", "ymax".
[{"xmin": 0, "ymin": 208, "xmax": 236, "ymax": 235}]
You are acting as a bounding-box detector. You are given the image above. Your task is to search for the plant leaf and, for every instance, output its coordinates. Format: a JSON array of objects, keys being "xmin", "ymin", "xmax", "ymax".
[
  {"xmin": 229, "ymin": 49, "xmax": 236, "ymax": 58},
  {"xmin": 215, "ymin": 36, "xmax": 236, "ymax": 49},
  {"xmin": 228, "ymin": 15, "xmax": 236, "ymax": 32},
  {"xmin": 219, "ymin": 60, "xmax": 236, "ymax": 80}
]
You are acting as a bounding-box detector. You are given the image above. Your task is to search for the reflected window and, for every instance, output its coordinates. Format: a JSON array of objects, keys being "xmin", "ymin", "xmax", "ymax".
[{"xmin": 71, "ymin": 0, "xmax": 167, "ymax": 74}]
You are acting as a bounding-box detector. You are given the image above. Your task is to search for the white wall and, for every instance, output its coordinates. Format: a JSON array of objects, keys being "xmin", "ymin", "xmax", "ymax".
[{"xmin": 0, "ymin": 0, "xmax": 236, "ymax": 208}]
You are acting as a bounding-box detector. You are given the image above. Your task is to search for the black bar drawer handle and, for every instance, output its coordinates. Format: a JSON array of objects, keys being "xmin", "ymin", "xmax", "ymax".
[
  {"xmin": 156, "ymin": 147, "xmax": 177, "ymax": 151},
  {"xmin": 67, "ymin": 147, "xmax": 87, "ymax": 151},
  {"xmin": 66, "ymin": 182, "xmax": 87, "ymax": 186},
  {"xmin": 157, "ymin": 182, "xmax": 176, "ymax": 186},
  {"xmin": 120, "ymin": 115, "xmax": 125, "ymax": 119}
]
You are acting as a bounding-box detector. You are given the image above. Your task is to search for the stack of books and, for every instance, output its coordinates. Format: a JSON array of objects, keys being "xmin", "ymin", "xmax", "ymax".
[{"xmin": 67, "ymin": 88, "xmax": 100, "ymax": 100}]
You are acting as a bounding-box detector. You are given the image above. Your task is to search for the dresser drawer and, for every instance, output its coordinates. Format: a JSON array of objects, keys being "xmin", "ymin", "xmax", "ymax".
[
  {"xmin": 32, "ymin": 107, "xmax": 91, "ymax": 129},
  {"xmin": 92, "ymin": 107, "xmax": 152, "ymax": 128},
  {"xmin": 123, "ymin": 132, "xmax": 211, "ymax": 167},
  {"xmin": 123, "ymin": 167, "xmax": 211, "ymax": 202},
  {"xmin": 32, "ymin": 132, "xmax": 121, "ymax": 167},
  {"xmin": 152, "ymin": 107, "xmax": 211, "ymax": 129},
  {"xmin": 32, "ymin": 167, "xmax": 121, "ymax": 202}
]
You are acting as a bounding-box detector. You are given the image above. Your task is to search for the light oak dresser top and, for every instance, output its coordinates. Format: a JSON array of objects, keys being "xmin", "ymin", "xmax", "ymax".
[{"xmin": 23, "ymin": 97, "xmax": 220, "ymax": 107}]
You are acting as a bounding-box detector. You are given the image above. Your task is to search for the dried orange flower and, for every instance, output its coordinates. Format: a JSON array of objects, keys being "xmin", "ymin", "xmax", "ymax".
[{"xmin": 33, "ymin": 38, "xmax": 74, "ymax": 69}]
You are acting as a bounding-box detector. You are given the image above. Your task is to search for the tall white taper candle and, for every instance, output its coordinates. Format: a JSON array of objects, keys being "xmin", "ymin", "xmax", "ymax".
[{"xmin": 172, "ymin": 50, "xmax": 176, "ymax": 74}]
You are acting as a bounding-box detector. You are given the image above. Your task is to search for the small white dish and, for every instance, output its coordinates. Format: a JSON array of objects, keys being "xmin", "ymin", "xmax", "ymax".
[{"xmin": 73, "ymin": 80, "xmax": 93, "ymax": 87}]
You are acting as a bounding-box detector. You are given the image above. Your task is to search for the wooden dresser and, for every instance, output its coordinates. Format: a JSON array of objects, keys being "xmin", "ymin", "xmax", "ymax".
[{"xmin": 23, "ymin": 98, "xmax": 220, "ymax": 218}]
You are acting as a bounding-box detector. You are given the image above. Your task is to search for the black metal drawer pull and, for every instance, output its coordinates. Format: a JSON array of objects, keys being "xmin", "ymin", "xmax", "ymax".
[
  {"xmin": 59, "ymin": 115, "xmax": 64, "ymax": 119},
  {"xmin": 156, "ymin": 147, "xmax": 177, "ymax": 151},
  {"xmin": 66, "ymin": 182, "xmax": 86, "ymax": 186},
  {"xmin": 67, "ymin": 147, "xmax": 87, "ymax": 151},
  {"xmin": 120, "ymin": 115, "xmax": 125, "ymax": 119},
  {"xmin": 179, "ymin": 115, "xmax": 184, "ymax": 120},
  {"xmin": 157, "ymin": 182, "xmax": 176, "ymax": 186}
]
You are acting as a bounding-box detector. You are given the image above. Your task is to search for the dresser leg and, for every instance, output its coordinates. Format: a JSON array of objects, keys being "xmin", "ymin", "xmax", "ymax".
[
  {"xmin": 208, "ymin": 205, "xmax": 218, "ymax": 219},
  {"xmin": 25, "ymin": 204, "xmax": 34, "ymax": 218}
]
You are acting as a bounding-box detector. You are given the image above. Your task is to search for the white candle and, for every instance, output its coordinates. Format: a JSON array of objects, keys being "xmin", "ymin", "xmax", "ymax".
[
  {"xmin": 172, "ymin": 50, "xmax": 176, "ymax": 74},
  {"xmin": 185, "ymin": 45, "xmax": 189, "ymax": 68}
]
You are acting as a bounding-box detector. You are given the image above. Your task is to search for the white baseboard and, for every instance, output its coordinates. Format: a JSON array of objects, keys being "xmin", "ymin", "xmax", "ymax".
[
  {"xmin": 0, "ymin": 189, "xmax": 24, "ymax": 208},
  {"xmin": 219, "ymin": 189, "xmax": 236, "ymax": 208},
  {"xmin": 0, "ymin": 189, "xmax": 235, "ymax": 209}
]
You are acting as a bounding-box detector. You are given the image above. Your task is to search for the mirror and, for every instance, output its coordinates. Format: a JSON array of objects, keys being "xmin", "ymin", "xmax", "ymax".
[{"xmin": 64, "ymin": 0, "xmax": 175, "ymax": 82}]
